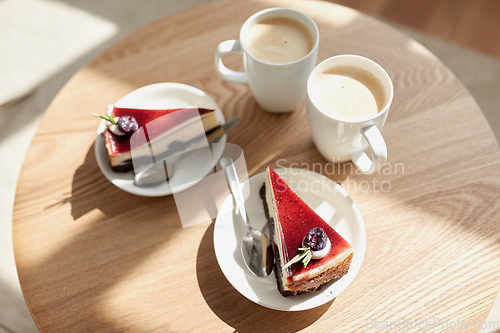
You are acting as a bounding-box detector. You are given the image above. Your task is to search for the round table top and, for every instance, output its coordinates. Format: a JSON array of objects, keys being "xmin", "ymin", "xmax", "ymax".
[{"xmin": 13, "ymin": 0, "xmax": 500, "ymax": 331}]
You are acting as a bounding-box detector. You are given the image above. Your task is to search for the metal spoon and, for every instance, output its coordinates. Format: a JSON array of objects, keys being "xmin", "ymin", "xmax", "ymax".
[
  {"xmin": 220, "ymin": 157, "xmax": 274, "ymax": 277},
  {"xmin": 134, "ymin": 116, "xmax": 240, "ymax": 187}
]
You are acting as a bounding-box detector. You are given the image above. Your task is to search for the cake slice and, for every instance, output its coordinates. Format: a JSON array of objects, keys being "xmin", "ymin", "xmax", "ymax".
[
  {"xmin": 104, "ymin": 106, "xmax": 220, "ymax": 172},
  {"xmin": 261, "ymin": 166, "xmax": 353, "ymax": 296}
]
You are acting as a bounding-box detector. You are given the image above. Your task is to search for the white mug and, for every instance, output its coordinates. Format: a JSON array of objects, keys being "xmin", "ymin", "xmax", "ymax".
[
  {"xmin": 306, "ymin": 55, "xmax": 394, "ymax": 173},
  {"xmin": 215, "ymin": 8, "xmax": 319, "ymax": 113}
]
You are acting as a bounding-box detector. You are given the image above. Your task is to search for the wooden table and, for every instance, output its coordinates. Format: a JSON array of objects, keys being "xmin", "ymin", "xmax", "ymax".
[{"xmin": 13, "ymin": 0, "xmax": 500, "ymax": 332}]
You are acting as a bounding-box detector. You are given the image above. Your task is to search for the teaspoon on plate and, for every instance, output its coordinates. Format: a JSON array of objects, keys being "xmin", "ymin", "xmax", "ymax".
[{"xmin": 220, "ymin": 157, "xmax": 274, "ymax": 277}]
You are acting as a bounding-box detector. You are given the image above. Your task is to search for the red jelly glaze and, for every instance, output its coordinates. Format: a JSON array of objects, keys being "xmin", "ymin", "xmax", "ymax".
[
  {"xmin": 106, "ymin": 107, "xmax": 214, "ymax": 155},
  {"xmin": 268, "ymin": 167, "xmax": 352, "ymax": 278}
]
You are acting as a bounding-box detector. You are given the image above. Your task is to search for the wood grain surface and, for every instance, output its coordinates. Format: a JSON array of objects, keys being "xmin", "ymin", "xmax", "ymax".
[{"xmin": 13, "ymin": 0, "xmax": 500, "ymax": 332}]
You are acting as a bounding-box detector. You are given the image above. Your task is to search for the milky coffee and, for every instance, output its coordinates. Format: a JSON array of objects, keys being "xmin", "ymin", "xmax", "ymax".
[
  {"xmin": 309, "ymin": 65, "xmax": 386, "ymax": 121},
  {"xmin": 245, "ymin": 17, "xmax": 313, "ymax": 64}
]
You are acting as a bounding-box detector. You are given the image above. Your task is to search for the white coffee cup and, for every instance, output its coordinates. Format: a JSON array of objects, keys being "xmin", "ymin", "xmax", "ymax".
[
  {"xmin": 306, "ymin": 55, "xmax": 394, "ymax": 174},
  {"xmin": 215, "ymin": 8, "xmax": 319, "ymax": 113}
]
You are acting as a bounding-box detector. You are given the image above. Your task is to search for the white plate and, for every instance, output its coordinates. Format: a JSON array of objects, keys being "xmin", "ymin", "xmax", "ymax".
[
  {"xmin": 214, "ymin": 168, "xmax": 366, "ymax": 311},
  {"xmin": 95, "ymin": 83, "xmax": 226, "ymax": 197}
]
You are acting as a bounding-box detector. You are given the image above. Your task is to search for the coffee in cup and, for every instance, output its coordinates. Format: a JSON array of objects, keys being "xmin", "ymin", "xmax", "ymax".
[
  {"xmin": 215, "ymin": 8, "xmax": 319, "ymax": 113},
  {"xmin": 306, "ymin": 55, "xmax": 394, "ymax": 174},
  {"xmin": 245, "ymin": 17, "xmax": 314, "ymax": 65},
  {"xmin": 309, "ymin": 65, "xmax": 387, "ymax": 122}
]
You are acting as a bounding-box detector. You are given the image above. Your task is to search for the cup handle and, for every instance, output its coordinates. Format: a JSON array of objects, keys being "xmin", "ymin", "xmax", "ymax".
[
  {"xmin": 215, "ymin": 40, "xmax": 248, "ymax": 84},
  {"xmin": 350, "ymin": 122, "xmax": 387, "ymax": 174}
]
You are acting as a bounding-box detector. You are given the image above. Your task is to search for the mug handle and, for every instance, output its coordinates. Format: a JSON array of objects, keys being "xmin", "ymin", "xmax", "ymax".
[
  {"xmin": 215, "ymin": 40, "xmax": 248, "ymax": 84},
  {"xmin": 350, "ymin": 122, "xmax": 387, "ymax": 174}
]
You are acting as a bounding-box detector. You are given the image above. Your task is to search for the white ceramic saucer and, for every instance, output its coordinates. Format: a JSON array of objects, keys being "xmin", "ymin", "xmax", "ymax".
[
  {"xmin": 95, "ymin": 83, "xmax": 226, "ymax": 197},
  {"xmin": 213, "ymin": 168, "xmax": 366, "ymax": 311}
]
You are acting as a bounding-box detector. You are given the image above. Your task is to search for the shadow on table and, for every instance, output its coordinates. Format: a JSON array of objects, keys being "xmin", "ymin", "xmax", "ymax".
[
  {"xmin": 46, "ymin": 142, "xmax": 166, "ymax": 219},
  {"xmin": 32, "ymin": 143, "xmax": 180, "ymax": 331},
  {"xmin": 196, "ymin": 223, "xmax": 332, "ymax": 333}
]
